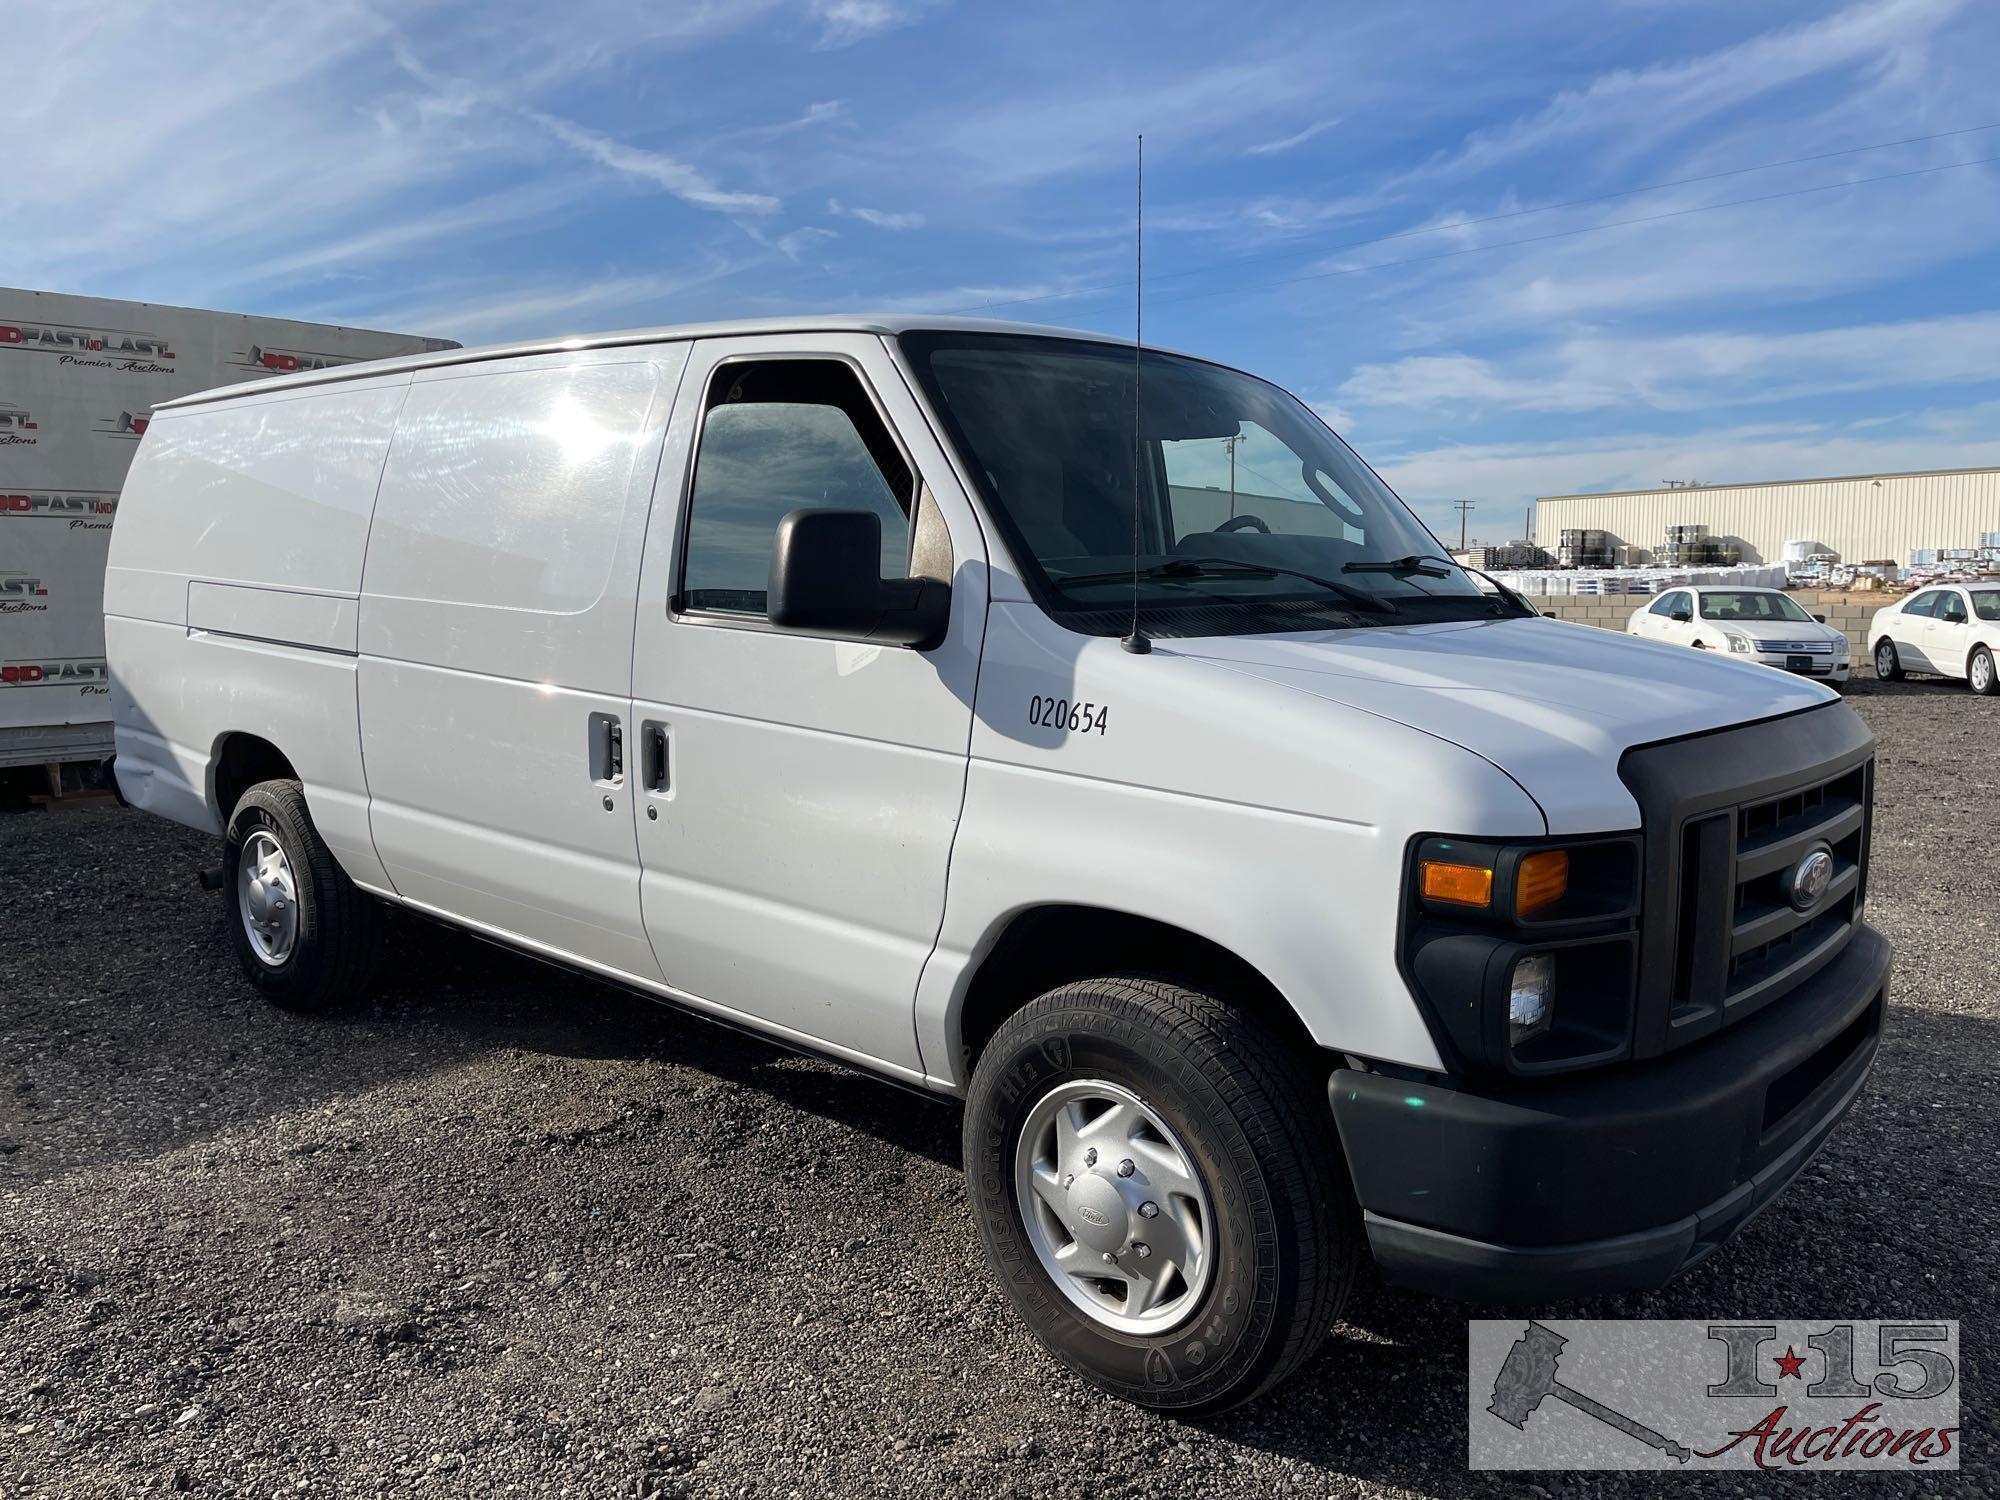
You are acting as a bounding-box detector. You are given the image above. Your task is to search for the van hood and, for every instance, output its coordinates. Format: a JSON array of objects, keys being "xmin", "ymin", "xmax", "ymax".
[{"xmin": 1167, "ymin": 616, "xmax": 1836, "ymax": 834}]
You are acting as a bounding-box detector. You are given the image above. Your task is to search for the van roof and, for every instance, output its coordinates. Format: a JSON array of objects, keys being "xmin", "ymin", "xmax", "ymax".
[{"xmin": 154, "ymin": 315, "xmax": 1140, "ymax": 411}]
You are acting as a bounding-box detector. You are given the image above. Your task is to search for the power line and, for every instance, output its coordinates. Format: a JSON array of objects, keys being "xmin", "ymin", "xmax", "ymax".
[
  {"xmin": 953, "ymin": 121, "xmax": 2000, "ymax": 316},
  {"xmin": 1138, "ymin": 150, "xmax": 2000, "ymax": 314}
]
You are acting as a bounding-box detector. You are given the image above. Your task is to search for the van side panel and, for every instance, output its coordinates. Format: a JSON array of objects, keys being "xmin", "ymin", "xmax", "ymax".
[
  {"xmin": 356, "ymin": 348, "xmax": 686, "ymax": 979},
  {"xmin": 105, "ymin": 377, "xmax": 410, "ymax": 885}
]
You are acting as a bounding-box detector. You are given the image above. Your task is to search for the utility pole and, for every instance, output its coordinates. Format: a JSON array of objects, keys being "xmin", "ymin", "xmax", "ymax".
[
  {"xmin": 1453, "ymin": 499, "xmax": 1476, "ymax": 551},
  {"xmin": 1221, "ymin": 432, "xmax": 1246, "ymax": 518}
]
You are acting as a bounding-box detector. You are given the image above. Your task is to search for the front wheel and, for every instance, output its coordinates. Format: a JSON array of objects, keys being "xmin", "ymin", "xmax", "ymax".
[
  {"xmin": 1874, "ymin": 639, "xmax": 1903, "ymax": 681},
  {"xmin": 224, "ymin": 779, "xmax": 381, "ymax": 1009},
  {"xmin": 964, "ymin": 977, "xmax": 1357, "ymax": 1414},
  {"xmin": 1971, "ymin": 646, "xmax": 1998, "ymax": 696}
]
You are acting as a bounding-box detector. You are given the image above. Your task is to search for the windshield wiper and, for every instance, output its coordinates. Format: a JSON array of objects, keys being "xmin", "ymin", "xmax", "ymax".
[
  {"xmin": 1051, "ymin": 555, "xmax": 1397, "ymax": 614},
  {"xmin": 1341, "ymin": 553, "xmax": 1454, "ymax": 579}
]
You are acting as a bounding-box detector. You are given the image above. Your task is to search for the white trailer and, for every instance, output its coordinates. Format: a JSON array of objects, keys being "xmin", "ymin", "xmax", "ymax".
[{"xmin": 0, "ymin": 288, "xmax": 453, "ymax": 772}]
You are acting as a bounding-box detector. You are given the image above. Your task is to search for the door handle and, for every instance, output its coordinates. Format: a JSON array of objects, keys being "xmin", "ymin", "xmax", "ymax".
[
  {"xmin": 644, "ymin": 722, "xmax": 670, "ymax": 793},
  {"xmin": 587, "ymin": 712, "xmax": 623, "ymax": 784}
]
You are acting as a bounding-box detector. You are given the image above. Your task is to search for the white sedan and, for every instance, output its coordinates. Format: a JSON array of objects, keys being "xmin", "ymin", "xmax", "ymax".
[
  {"xmin": 1627, "ymin": 586, "xmax": 1851, "ymax": 686},
  {"xmin": 1868, "ymin": 584, "xmax": 2000, "ymax": 694}
]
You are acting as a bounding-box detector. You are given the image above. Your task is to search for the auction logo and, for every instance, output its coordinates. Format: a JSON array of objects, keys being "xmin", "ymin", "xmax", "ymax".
[
  {"xmin": 234, "ymin": 343, "xmax": 360, "ymax": 375},
  {"xmin": 1470, "ymin": 1320, "xmax": 1959, "ymax": 1471},
  {"xmin": 0, "ymin": 489, "xmax": 119, "ymax": 521},
  {"xmin": 0, "ymin": 320, "xmax": 174, "ymax": 372},
  {"xmin": 0, "ymin": 573, "xmax": 48, "ymax": 597},
  {"xmin": 93, "ymin": 410, "xmax": 151, "ymax": 441},
  {"xmin": 1, "ymin": 656, "xmax": 108, "ymax": 687},
  {"xmin": 0, "ymin": 403, "xmax": 37, "ymax": 444}
]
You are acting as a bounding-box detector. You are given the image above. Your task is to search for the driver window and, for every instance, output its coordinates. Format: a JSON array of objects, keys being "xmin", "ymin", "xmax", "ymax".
[
  {"xmin": 681, "ymin": 359, "xmax": 913, "ymax": 617},
  {"xmin": 1939, "ymin": 592, "xmax": 1968, "ymax": 624},
  {"xmin": 1160, "ymin": 422, "xmax": 1364, "ymax": 546},
  {"xmin": 1649, "ymin": 592, "xmax": 1681, "ymax": 616}
]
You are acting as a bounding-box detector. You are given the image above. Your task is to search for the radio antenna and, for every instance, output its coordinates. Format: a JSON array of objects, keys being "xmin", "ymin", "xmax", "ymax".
[{"xmin": 1121, "ymin": 133, "xmax": 1152, "ymax": 654}]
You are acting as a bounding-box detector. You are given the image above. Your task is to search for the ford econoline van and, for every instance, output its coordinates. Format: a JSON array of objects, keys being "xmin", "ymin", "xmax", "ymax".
[{"xmin": 105, "ymin": 318, "xmax": 1890, "ymax": 1412}]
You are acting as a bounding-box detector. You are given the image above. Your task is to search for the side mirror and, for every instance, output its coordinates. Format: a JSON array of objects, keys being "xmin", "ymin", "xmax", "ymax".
[
  {"xmin": 767, "ymin": 507, "xmax": 949, "ymax": 649},
  {"xmin": 1669, "ymin": 606, "xmax": 1693, "ymax": 622},
  {"xmin": 1811, "ymin": 613, "xmax": 1827, "ymax": 624}
]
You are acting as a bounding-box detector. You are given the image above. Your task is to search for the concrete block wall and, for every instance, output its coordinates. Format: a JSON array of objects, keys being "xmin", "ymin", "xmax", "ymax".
[{"xmin": 1533, "ymin": 590, "xmax": 1885, "ymax": 654}]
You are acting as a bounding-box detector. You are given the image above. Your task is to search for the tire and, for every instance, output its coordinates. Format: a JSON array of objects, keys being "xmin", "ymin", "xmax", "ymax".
[
  {"xmin": 1874, "ymin": 639, "xmax": 1903, "ymax": 681},
  {"xmin": 223, "ymin": 779, "xmax": 381, "ymax": 1009},
  {"xmin": 1971, "ymin": 646, "xmax": 1998, "ymax": 696},
  {"xmin": 964, "ymin": 977, "xmax": 1357, "ymax": 1414}
]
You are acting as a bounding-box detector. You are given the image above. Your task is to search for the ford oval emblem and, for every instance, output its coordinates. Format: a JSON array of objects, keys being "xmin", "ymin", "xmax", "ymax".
[
  {"xmin": 1076, "ymin": 1203, "xmax": 1112, "ymax": 1229},
  {"xmin": 1783, "ymin": 846, "xmax": 1835, "ymax": 912}
]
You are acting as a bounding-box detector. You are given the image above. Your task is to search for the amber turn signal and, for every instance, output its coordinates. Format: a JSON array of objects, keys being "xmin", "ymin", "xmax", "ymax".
[
  {"xmin": 1516, "ymin": 849, "xmax": 1570, "ymax": 916},
  {"xmin": 1421, "ymin": 859, "xmax": 1493, "ymax": 907}
]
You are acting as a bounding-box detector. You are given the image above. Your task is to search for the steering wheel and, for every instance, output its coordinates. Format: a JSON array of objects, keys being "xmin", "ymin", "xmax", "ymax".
[{"xmin": 1213, "ymin": 514, "xmax": 1270, "ymax": 534}]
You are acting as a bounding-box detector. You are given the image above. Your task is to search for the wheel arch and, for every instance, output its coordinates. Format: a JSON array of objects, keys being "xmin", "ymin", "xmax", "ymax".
[
  {"xmin": 951, "ymin": 903, "xmax": 1322, "ymax": 1082},
  {"xmin": 210, "ymin": 731, "xmax": 298, "ymax": 823}
]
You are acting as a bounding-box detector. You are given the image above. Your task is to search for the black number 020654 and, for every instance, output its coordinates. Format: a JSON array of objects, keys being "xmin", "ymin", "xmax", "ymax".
[{"xmin": 1027, "ymin": 695, "xmax": 1109, "ymax": 735}]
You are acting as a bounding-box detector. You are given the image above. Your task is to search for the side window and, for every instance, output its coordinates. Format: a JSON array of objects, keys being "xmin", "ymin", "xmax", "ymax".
[
  {"xmin": 1904, "ymin": 591, "xmax": 1939, "ymax": 618},
  {"xmin": 680, "ymin": 360, "xmax": 913, "ymax": 616},
  {"xmin": 1938, "ymin": 592, "xmax": 1968, "ymax": 624},
  {"xmin": 1649, "ymin": 592, "xmax": 1683, "ymax": 617}
]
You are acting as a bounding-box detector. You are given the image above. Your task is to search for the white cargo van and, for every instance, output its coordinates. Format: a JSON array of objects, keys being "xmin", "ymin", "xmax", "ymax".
[{"xmin": 106, "ymin": 319, "xmax": 1890, "ymax": 1412}]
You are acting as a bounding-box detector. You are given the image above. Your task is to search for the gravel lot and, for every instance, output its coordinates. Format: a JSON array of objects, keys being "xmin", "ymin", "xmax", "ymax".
[{"xmin": 2, "ymin": 676, "xmax": 1994, "ymax": 1498}]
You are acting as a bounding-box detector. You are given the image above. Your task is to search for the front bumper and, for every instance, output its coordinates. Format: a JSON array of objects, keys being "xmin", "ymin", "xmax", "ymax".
[
  {"xmin": 1333, "ymin": 922, "xmax": 1890, "ymax": 1302},
  {"xmin": 1747, "ymin": 649, "xmax": 1850, "ymax": 680}
]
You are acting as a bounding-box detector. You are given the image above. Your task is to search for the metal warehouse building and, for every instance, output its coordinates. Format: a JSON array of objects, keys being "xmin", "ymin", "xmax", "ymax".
[{"xmin": 1534, "ymin": 467, "xmax": 2000, "ymax": 567}]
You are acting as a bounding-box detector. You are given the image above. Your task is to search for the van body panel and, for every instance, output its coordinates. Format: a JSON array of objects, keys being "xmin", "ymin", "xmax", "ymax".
[
  {"xmin": 105, "ymin": 376, "xmax": 410, "ymax": 878},
  {"xmin": 629, "ymin": 334, "xmax": 987, "ymax": 1074},
  {"xmin": 914, "ymin": 600, "xmax": 1546, "ymax": 1081},
  {"xmin": 357, "ymin": 348, "xmax": 686, "ymax": 978},
  {"xmin": 103, "ymin": 375, "xmax": 413, "ymax": 624},
  {"xmin": 186, "ymin": 582, "xmax": 359, "ymax": 654}
]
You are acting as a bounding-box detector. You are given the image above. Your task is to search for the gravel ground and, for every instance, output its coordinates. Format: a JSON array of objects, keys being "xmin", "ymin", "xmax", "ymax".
[{"xmin": 2, "ymin": 675, "xmax": 1993, "ymax": 1498}]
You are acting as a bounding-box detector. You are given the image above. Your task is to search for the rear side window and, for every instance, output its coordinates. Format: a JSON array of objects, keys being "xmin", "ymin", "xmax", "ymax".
[
  {"xmin": 1904, "ymin": 591, "xmax": 1941, "ymax": 618},
  {"xmin": 680, "ymin": 360, "xmax": 913, "ymax": 617}
]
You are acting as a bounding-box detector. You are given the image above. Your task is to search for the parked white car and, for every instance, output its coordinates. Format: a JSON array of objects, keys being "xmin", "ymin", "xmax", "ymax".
[
  {"xmin": 1628, "ymin": 585, "xmax": 1851, "ymax": 687},
  {"xmin": 105, "ymin": 317, "xmax": 1890, "ymax": 1413},
  {"xmin": 1867, "ymin": 584, "xmax": 2000, "ymax": 694}
]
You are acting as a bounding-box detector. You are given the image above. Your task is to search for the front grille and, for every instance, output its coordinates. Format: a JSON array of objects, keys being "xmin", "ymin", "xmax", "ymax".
[
  {"xmin": 1754, "ymin": 640, "xmax": 1835, "ymax": 655},
  {"xmin": 1621, "ymin": 706, "xmax": 1875, "ymax": 1059}
]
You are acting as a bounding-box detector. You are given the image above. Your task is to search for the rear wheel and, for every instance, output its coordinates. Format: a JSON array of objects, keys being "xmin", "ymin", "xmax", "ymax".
[
  {"xmin": 1874, "ymin": 639, "xmax": 1903, "ymax": 681},
  {"xmin": 964, "ymin": 977, "xmax": 1357, "ymax": 1414},
  {"xmin": 224, "ymin": 779, "xmax": 381, "ymax": 1009},
  {"xmin": 1971, "ymin": 646, "xmax": 1997, "ymax": 696}
]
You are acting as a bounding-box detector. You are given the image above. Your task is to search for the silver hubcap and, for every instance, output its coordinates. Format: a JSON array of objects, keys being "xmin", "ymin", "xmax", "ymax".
[
  {"xmin": 1975, "ymin": 654, "xmax": 1993, "ymax": 691},
  {"xmin": 1877, "ymin": 643, "xmax": 1894, "ymax": 675},
  {"xmin": 237, "ymin": 829, "xmax": 298, "ymax": 966},
  {"xmin": 1014, "ymin": 1080, "xmax": 1213, "ymax": 1334}
]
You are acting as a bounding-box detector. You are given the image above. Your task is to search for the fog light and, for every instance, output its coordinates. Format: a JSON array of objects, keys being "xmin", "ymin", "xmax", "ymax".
[{"xmin": 1509, "ymin": 954, "xmax": 1554, "ymax": 1047}]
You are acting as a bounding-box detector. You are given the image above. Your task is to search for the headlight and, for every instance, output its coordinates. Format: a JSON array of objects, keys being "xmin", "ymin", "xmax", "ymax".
[
  {"xmin": 1834, "ymin": 637, "xmax": 1851, "ymax": 656},
  {"xmin": 1508, "ymin": 954, "xmax": 1554, "ymax": 1047},
  {"xmin": 1402, "ymin": 836, "xmax": 1641, "ymax": 1076},
  {"xmin": 1725, "ymin": 632, "xmax": 1754, "ymax": 654}
]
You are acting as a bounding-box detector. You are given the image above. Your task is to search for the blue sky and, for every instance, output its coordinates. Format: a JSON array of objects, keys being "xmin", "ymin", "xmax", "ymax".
[{"xmin": 13, "ymin": 0, "xmax": 2000, "ymax": 540}]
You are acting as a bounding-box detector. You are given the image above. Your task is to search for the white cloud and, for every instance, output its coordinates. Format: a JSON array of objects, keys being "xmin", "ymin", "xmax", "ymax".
[
  {"xmin": 810, "ymin": 0, "xmax": 934, "ymax": 47},
  {"xmin": 525, "ymin": 110, "xmax": 781, "ymax": 214},
  {"xmin": 1344, "ymin": 312, "xmax": 2000, "ymax": 416},
  {"xmin": 1246, "ymin": 118, "xmax": 1342, "ymax": 156},
  {"xmin": 828, "ymin": 198, "xmax": 925, "ymax": 230}
]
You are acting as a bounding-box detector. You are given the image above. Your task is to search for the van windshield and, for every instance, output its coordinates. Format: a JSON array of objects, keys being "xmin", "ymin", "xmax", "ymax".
[{"xmin": 899, "ymin": 331, "xmax": 1504, "ymax": 637}]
